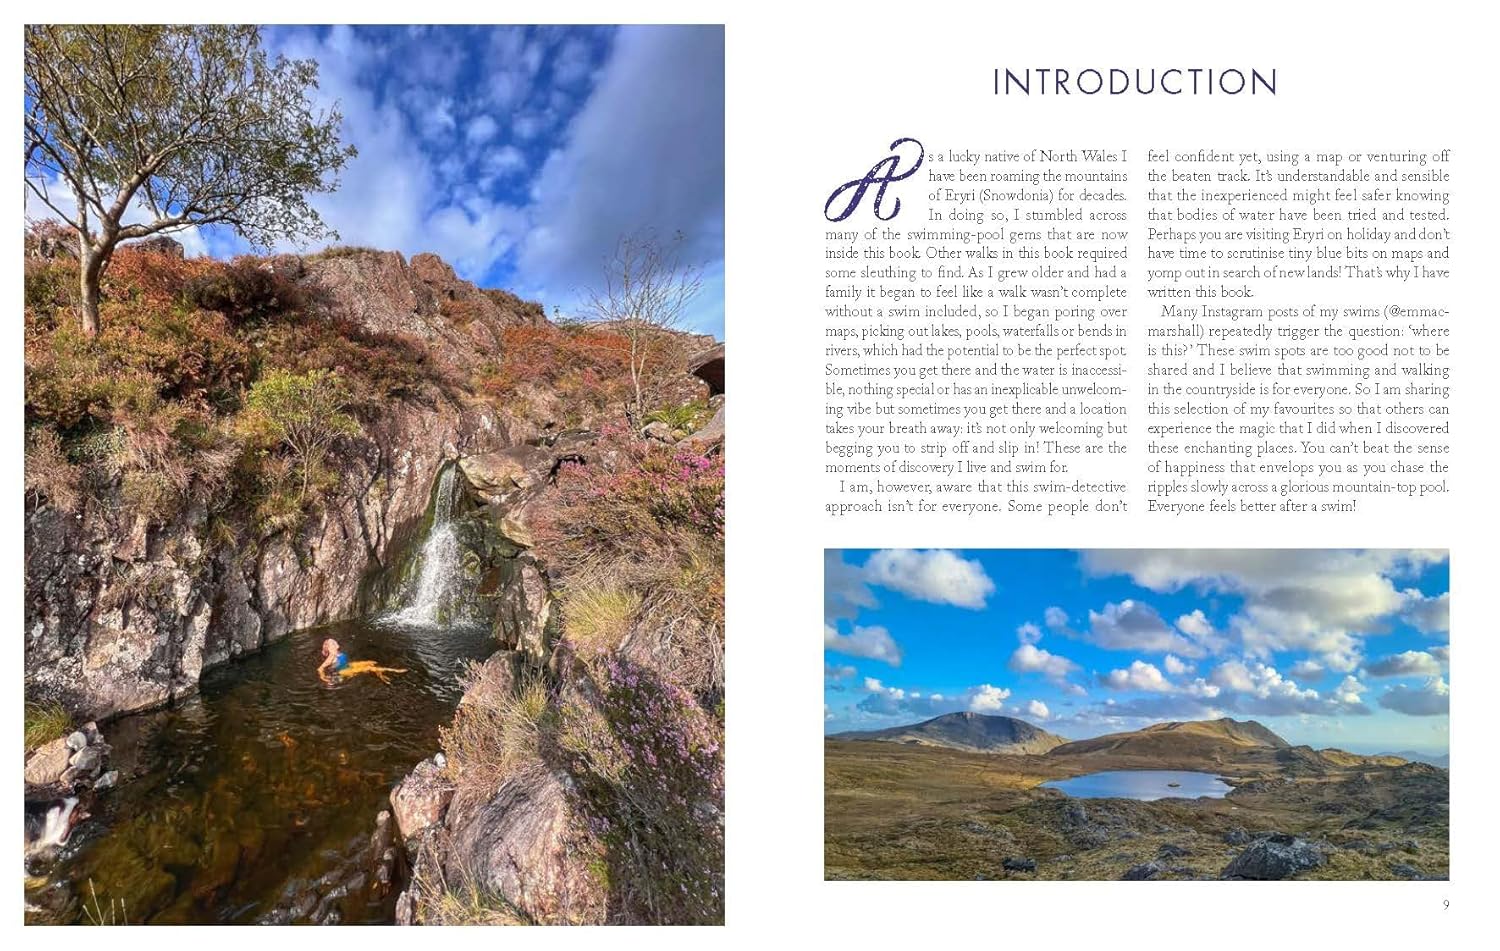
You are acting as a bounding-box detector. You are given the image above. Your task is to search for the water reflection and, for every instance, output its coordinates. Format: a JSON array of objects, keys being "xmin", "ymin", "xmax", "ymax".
[{"xmin": 30, "ymin": 617, "xmax": 492, "ymax": 924}]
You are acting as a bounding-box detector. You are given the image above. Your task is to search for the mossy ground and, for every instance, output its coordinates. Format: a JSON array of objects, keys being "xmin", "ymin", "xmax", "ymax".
[{"xmin": 824, "ymin": 740, "xmax": 1448, "ymax": 881}]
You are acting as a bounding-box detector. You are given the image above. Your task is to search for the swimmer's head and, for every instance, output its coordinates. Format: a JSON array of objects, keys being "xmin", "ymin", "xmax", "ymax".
[{"xmin": 322, "ymin": 638, "xmax": 339, "ymax": 658}]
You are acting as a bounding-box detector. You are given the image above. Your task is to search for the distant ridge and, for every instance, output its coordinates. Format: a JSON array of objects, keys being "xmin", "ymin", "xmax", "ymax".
[
  {"xmin": 1048, "ymin": 717, "xmax": 1290, "ymax": 762},
  {"xmin": 831, "ymin": 712, "xmax": 1067, "ymax": 755}
]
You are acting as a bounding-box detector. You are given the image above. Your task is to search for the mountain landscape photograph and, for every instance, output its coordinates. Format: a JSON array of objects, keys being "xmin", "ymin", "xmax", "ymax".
[{"xmin": 824, "ymin": 549, "xmax": 1450, "ymax": 881}]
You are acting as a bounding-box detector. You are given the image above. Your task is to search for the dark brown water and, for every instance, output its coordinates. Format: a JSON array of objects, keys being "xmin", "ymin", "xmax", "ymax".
[{"xmin": 28, "ymin": 617, "xmax": 493, "ymax": 924}]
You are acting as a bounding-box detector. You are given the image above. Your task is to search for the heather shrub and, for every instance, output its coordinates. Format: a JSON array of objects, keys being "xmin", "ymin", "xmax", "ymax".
[
  {"xmin": 24, "ymin": 257, "xmax": 77, "ymax": 312},
  {"xmin": 181, "ymin": 258, "xmax": 306, "ymax": 323},
  {"xmin": 558, "ymin": 656, "xmax": 724, "ymax": 924},
  {"xmin": 24, "ymin": 426, "xmax": 84, "ymax": 513},
  {"xmin": 535, "ymin": 440, "xmax": 725, "ymax": 569},
  {"xmin": 100, "ymin": 244, "xmax": 218, "ymax": 308},
  {"xmin": 476, "ymin": 324, "xmax": 633, "ymax": 420}
]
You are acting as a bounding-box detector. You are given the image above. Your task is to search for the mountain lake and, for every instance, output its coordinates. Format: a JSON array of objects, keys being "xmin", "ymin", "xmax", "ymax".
[{"xmin": 1040, "ymin": 769, "xmax": 1232, "ymax": 801}]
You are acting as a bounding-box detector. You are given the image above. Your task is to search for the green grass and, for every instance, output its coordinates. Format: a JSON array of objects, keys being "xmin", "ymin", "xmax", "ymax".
[
  {"xmin": 25, "ymin": 700, "xmax": 71, "ymax": 751},
  {"xmin": 560, "ymin": 582, "xmax": 641, "ymax": 654},
  {"xmin": 644, "ymin": 400, "xmax": 709, "ymax": 431}
]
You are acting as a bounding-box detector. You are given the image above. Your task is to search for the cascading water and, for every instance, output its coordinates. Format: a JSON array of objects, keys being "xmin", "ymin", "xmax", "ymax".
[{"xmin": 384, "ymin": 465, "xmax": 469, "ymax": 627}]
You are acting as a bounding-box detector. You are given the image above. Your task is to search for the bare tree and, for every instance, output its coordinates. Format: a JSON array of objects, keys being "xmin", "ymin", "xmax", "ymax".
[
  {"xmin": 24, "ymin": 25, "xmax": 355, "ymax": 335},
  {"xmin": 584, "ymin": 230, "xmax": 704, "ymax": 425}
]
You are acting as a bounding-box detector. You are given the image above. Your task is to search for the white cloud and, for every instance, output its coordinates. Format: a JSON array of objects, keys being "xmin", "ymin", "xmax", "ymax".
[
  {"xmin": 1364, "ymin": 650, "xmax": 1443, "ymax": 678},
  {"xmin": 968, "ymin": 684, "xmax": 1011, "ymax": 713},
  {"xmin": 1016, "ymin": 622, "xmax": 1043, "ymax": 645},
  {"xmin": 1331, "ymin": 675, "xmax": 1366, "ymax": 706},
  {"xmin": 1008, "ymin": 644, "xmax": 1080, "ymax": 683},
  {"xmin": 1099, "ymin": 660, "xmax": 1173, "ymax": 692},
  {"xmin": 1081, "ymin": 549, "xmax": 1446, "ymax": 673},
  {"xmin": 466, "ymin": 114, "xmax": 500, "ymax": 145},
  {"xmin": 824, "ymin": 550, "xmax": 878, "ymax": 623},
  {"xmin": 857, "ymin": 679, "xmax": 1010, "ymax": 720},
  {"xmin": 1429, "ymin": 645, "xmax": 1450, "ymax": 665},
  {"xmin": 824, "ymin": 623, "xmax": 902, "ymax": 666},
  {"xmin": 1163, "ymin": 654, "xmax": 1191, "ymax": 676},
  {"xmin": 1378, "ymin": 677, "xmax": 1449, "ymax": 716},
  {"xmin": 1289, "ymin": 659, "xmax": 1326, "ymax": 680},
  {"xmin": 1025, "ymin": 699, "xmax": 1051, "ymax": 720},
  {"xmin": 862, "ymin": 550, "xmax": 995, "ymax": 609},
  {"xmin": 1044, "ymin": 606, "xmax": 1070, "ymax": 628},
  {"xmin": 1401, "ymin": 590, "xmax": 1449, "ymax": 635},
  {"xmin": 1175, "ymin": 609, "xmax": 1216, "ymax": 640},
  {"xmin": 514, "ymin": 26, "xmax": 724, "ymax": 332},
  {"xmin": 1058, "ymin": 599, "xmax": 1215, "ymax": 658}
]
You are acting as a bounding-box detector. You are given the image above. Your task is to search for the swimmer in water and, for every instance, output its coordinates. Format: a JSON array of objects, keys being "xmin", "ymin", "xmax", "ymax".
[{"xmin": 317, "ymin": 638, "xmax": 408, "ymax": 685}]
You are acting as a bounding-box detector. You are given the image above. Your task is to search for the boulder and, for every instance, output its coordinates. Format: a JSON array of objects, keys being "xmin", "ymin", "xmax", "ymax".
[
  {"xmin": 1002, "ymin": 857, "xmax": 1036, "ymax": 873},
  {"xmin": 1223, "ymin": 826, "xmax": 1250, "ymax": 846},
  {"xmin": 24, "ymin": 738, "xmax": 72, "ymax": 788},
  {"xmin": 1122, "ymin": 862, "xmax": 1162, "ymax": 880},
  {"xmin": 681, "ymin": 403, "xmax": 725, "ymax": 448},
  {"xmin": 688, "ymin": 343, "xmax": 725, "ymax": 395},
  {"xmin": 439, "ymin": 769, "xmax": 605, "ymax": 924},
  {"xmin": 1158, "ymin": 843, "xmax": 1189, "ymax": 858},
  {"xmin": 642, "ymin": 421, "xmax": 676, "ymax": 443},
  {"xmin": 390, "ymin": 757, "xmax": 455, "ymax": 843},
  {"xmin": 1221, "ymin": 836, "xmax": 1325, "ymax": 880}
]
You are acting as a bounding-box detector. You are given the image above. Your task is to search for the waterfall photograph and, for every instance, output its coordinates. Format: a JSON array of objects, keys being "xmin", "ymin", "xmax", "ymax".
[{"xmin": 22, "ymin": 24, "xmax": 725, "ymax": 925}]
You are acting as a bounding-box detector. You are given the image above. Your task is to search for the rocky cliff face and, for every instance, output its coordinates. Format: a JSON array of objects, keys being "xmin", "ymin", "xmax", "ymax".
[{"xmin": 23, "ymin": 247, "xmax": 543, "ymax": 721}]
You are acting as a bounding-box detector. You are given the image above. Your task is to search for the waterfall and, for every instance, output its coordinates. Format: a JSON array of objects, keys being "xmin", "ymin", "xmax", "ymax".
[{"xmin": 384, "ymin": 465, "xmax": 469, "ymax": 627}]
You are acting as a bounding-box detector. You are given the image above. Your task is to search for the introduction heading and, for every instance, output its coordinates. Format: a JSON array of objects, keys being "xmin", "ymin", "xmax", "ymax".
[{"xmin": 998, "ymin": 68, "xmax": 1277, "ymax": 96}]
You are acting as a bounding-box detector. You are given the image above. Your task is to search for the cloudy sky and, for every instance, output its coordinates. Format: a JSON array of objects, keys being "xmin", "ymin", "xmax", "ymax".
[
  {"xmin": 825, "ymin": 549, "xmax": 1450, "ymax": 754},
  {"xmin": 28, "ymin": 25, "xmax": 725, "ymax": 337}
]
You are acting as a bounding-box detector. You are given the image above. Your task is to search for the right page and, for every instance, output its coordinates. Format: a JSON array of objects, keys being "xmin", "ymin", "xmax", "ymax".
[{"xmin": 731, "ymin": 0, "xmax": 1493, "ymax": 942}]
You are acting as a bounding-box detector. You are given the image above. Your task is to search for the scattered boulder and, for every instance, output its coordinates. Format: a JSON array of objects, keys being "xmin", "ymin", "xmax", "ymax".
[
  {"xmin": 642, "ymin": 421, "xmax": 677, "ymax": 443},
  {"xmin": 1221, "ymin": 835, "xmax": 1326, "ymax": 880},
  {"xmin": 1223, "ymin": 826, "xmax": 1250, "ymax": 846},
  {"xmin": 1158, "ymin": 843, "xmax": 1189, "ymax": 859},
  {"xmin": 1002, "ymin": 857, "xmax": 1037, "ymax": 874},
  {"xmin": 1122, "ymin": 862, "xmax": 1162, "ymax": 880},
  {"xmin": 390, "ymin": 757, "xmax": 455, "ymax": 844}
]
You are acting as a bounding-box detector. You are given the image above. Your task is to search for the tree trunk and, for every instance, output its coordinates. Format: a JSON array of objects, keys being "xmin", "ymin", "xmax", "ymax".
[{"xmin": 78, "ymin": 239, "xmax": 105, "ymax": 337}]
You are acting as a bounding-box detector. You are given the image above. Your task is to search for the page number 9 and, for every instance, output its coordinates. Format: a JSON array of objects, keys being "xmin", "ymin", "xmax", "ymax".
[{"xmin": 1443, "ymin": 899, "xmax": 1450, "ymax": 910}]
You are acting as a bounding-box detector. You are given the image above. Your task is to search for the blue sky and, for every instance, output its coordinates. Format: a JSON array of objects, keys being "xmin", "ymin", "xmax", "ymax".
[
  {"xmin": 825, "ymin": 550, "xmax": 1451, "ymax": 755},
  {"xmin": 27, "ymin": 25, "xmax": 725, "ymax": 337}
]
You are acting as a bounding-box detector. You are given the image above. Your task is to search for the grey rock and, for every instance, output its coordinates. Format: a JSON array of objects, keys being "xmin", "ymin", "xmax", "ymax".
[
  {"xmin": 65, "ymin": 731, "xmax": 88, "ymax": 752},
  {"xmin": 1222, "ymin": 836, "xmax": 1326, "ymax": 880},
  {"xmin": 1122, "ymin": 862, "xmax": 1162, "ymax": 880},
  {"xmin": 67, "ymin": 745, "xmax": 102, "ymax": 775},
  {"xmin": 1002, "ymin": 857, "xmax": 1037, "ymax": 873},
  {"xmin": 1158, "ymin": 843, "xmax": 1189, "ymax": 858},
  {"xmin": 94, "ymin": 770, "xmax": 119, "ymax": 791},
  {"xmin": 1223, "ymin": 826, "xmax": 1250, "ymax": 846}
]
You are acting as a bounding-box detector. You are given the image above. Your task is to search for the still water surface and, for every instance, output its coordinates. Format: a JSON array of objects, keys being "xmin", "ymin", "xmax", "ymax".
[
  {"xmin": 29, "ymin": 617, "xmax": 492, "ymax": 924},
  {"xmin": 1040, "ymin": 769, "xmax": 1232, "ymax": 801}
]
